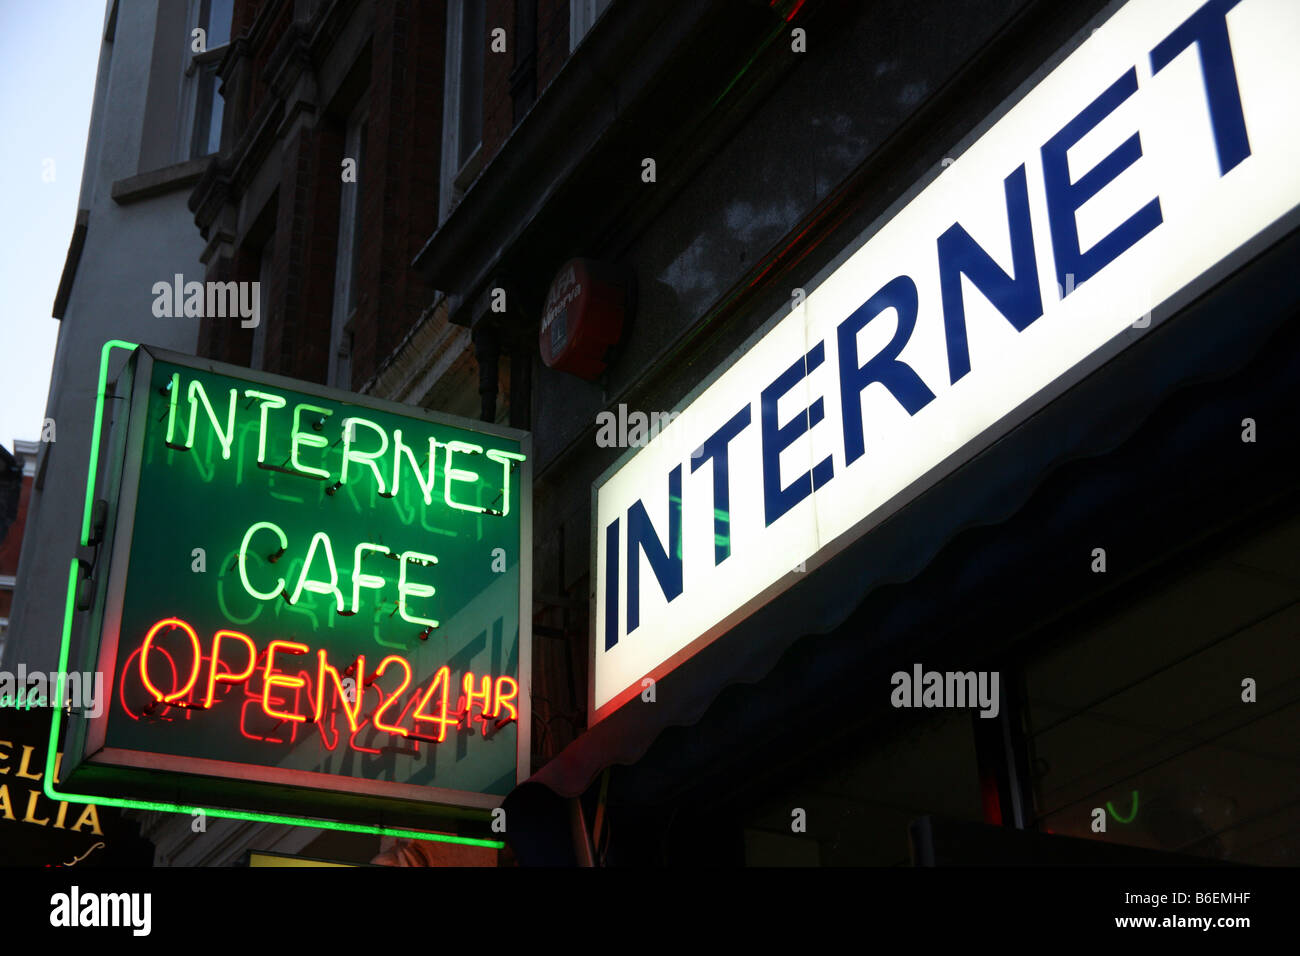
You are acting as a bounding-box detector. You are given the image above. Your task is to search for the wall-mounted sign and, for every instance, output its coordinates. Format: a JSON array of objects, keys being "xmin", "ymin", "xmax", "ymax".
[
  {"xmin": 57, "ymin": 346, "xmax": 530, "ymax": 840},
  {"xmin": 592, "ymin": 0, "xmax": 1300, "ymax": 719},
  {"xmin": 0, "ymin": 705, "xmax": 153, "ymax": 867},
  {"xmin": 540, "ymin": 258, "xmax": 629, "ymax": 380}
]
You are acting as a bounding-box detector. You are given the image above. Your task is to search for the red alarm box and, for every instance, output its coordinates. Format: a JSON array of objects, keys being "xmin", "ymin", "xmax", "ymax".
[{"xmin": 539, "ymin": 258, "xmax": 629, "ymax": 380}]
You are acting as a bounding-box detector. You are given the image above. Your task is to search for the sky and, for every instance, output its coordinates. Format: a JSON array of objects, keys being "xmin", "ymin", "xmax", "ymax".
[{"xmin": 0, "ymin": 0, "xmax": 103, "ymax": 448}]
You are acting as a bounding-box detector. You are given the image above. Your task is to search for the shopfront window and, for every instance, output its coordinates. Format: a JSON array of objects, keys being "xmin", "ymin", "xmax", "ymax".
[
  {"xmin": 741, "ymin": 708, "xmax": 984, "ymax": 866},
  {"xmin": 1025, "ymin": 511, "xmax": 1300, "ymax": 865}
]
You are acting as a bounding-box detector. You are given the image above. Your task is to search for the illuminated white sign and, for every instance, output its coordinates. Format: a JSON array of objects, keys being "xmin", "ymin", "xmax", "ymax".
[{"xmin": 592, "ymin": 0, "xmax": 1300, "ymax": 719}]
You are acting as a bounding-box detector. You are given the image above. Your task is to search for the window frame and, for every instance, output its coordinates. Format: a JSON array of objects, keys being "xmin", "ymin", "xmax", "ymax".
[
  {"xmin": 177, "ymin": 0, "xmax": 233, "ymax": 162},
  {"xmin": 439, "ymin": 0, "xmax": 486, "ymax": 223}
]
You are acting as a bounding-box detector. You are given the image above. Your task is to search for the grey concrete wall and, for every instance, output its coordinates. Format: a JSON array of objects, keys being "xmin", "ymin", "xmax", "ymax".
[{"xmin": 138, "ymin": 0, "xmax": 193, "ymax": 171}]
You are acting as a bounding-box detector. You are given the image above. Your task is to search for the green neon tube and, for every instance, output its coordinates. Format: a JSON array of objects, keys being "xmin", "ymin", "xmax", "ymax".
[{"xmin": 81, "ymin": 340, "xmax": 139, "ymax": 546}]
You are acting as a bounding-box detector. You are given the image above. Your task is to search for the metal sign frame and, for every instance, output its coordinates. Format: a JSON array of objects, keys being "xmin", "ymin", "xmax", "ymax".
[{"xmin": 49, "ymin": 343, "xmax": 531, "ymax": 844}]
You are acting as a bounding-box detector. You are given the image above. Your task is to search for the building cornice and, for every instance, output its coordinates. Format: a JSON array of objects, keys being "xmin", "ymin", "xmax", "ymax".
[{"xmin": 111, "ymin": 156, "xmax": 211, "ymax": 205}]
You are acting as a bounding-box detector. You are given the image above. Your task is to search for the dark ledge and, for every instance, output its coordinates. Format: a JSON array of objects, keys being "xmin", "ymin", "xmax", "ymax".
[
  {"xmin": 111, "ymin": 156, "xmax": 213, "ymax": 205},
  {"xmin": 52, "ymin": 208, "xmax": 89, "ymax": 320}
]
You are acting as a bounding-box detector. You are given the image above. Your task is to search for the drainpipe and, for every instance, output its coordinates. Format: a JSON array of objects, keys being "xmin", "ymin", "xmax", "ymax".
[
  {"xmin": 473, "ymin": 324, "xmax": 501, "ymax": 423},
  {"xmin": 509, "ymin": 348, "xmax": 531, "ymax": 430}
]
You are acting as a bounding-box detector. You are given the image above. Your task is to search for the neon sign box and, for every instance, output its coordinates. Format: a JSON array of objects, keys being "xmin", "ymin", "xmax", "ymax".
[{"xmin": 59, "ymin": 345, "xmax": 530, "ymax": 838}]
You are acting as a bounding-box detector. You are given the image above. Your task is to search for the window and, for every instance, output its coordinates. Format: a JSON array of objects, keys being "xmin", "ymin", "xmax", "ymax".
[
  {"xmin": 440, "ymin": 1, "xmax": 486, "ymax": 221},
  {"xmin": 740, "ymin": 709, "xmax": 983, "ymax": 865},
  {"xmin": 329, "ymin": 100, "xmax": 368, "ymax": 390},
  {"xmin": 181, "ymin": 0, "xmax": 234, "ymax": 160},
  {"xmin": 1024, "ymin": 510, "xmax": 1300, "ymax": 864},
  {"xmin": 570, "ymin": 0, "xmax": 612, "ymax": 51}
]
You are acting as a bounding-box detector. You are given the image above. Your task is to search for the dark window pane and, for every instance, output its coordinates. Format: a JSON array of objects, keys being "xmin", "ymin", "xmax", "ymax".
[
  {"xmin": 205, "ymin": 70, "xmax": 224, "ymax": 154},
  {"xmin": 459, "ymin": 0, "xmax": 484, "ymax": 167}
]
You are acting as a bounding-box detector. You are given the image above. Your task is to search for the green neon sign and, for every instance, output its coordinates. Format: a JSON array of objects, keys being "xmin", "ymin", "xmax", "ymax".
[{"xmin": 53, "ymin": 343, "xmax": 532, "ymax": 843}]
